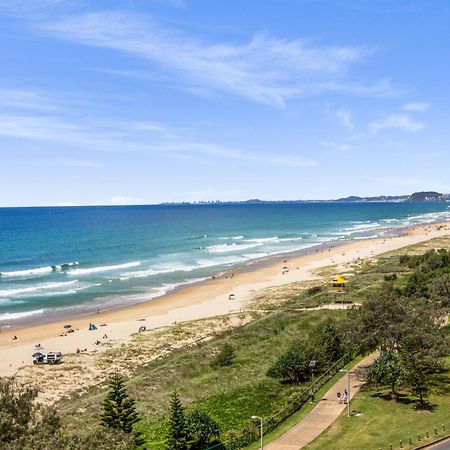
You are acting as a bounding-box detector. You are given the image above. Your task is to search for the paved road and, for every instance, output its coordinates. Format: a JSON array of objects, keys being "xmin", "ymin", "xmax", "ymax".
[
  {"xmin": 265, "ymin": 353, "xmax": 377, "ymax": 450},
  {"xmin": 419, "ymin": 436, "xmax": 450, "ymax": 450}
]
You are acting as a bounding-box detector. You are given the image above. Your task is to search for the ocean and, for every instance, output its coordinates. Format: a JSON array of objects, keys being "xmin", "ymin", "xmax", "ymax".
[{"xmin": 1, "ymin": 202, "xmax": 449, "ymax": 327}]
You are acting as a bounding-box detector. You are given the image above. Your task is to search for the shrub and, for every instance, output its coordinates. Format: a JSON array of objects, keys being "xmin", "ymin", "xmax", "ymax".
[
  {"xmin": 306, "ymin": 285, "xmax": 322, "ymax": 296},
  {"xmin": 186, "ymin": 410, "xmax": 221, "ymax": 450},
  {"xmin": 399, "ymin": 254, "xmax": 409, "ymax": 264},
  {"xmin": 267, "ymin": 345, "xmax": 313, "ymax": 384},
  {"xmin": 210, "ymin": 343, "xmax": 236, "ymax": 368},
  {"xmin": 383, "ymin": 273, "xmax": 398, "ymax": 281}
]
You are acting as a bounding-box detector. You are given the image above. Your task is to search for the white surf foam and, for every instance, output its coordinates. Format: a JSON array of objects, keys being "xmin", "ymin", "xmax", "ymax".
[
  {"xmin": 342, "ymin": 223, "xmax": 381, "ymax": 232},
  {"xmin": 246, "ymin": 236, "xmax": 279, "ymax": 243},
  {"xmin": 0, "ymin": 266, "xmax": 54, "ymax": 278},
  {"xmin": 207, "ymin": 243, "xmax": 262, "ymax": 253},
  {"xmin": 0, "ymin": 280, "xmax": 79, "ymax": 298},
  {"xmin": 69, "ymin": 261, "xmax": 141, "ymax": 276},
  {"xmin": 0, "ymin": 309, "xmax": 45, "ymax": 321}
]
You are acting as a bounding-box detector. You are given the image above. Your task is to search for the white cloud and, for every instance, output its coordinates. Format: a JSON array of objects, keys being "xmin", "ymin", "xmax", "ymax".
[
  {"xmin": 154, "ymin": 0, "xmax": 186, "ymax": 7},
  {"xmin": 335, "ymin": 107, "xmax": 353, "ymax": 130},
  {"xmin": 319, "ymin": 141, "xmax": 351, "ymax": 152},
  {"xmin": 0, "ymin": 88, "xmax": 59, "ymax": 111},
  {"xmin": 38, "ymin": 158, "xmax": 104, "ymax": 167},
  {"xmin": 370, "ymin": 114, "xmax": 425, "ymax": 133},
  {"xmin": 0, "ymin": 112, "xmax": 315, "ymax": 167},
  {"xmin": 109, "ymin": 195, "xmax": 139, "ymax": 205},
  {"xmin": 37, "ymin": 11, "xmax": 390, "ymax": 108},
  {"xmin": 409, "ymin": 152, "xmax": 440, "ymax": 159},
  {"xmin": 402, "ymin": 102, "xmax": 430, "ymax": 112}
]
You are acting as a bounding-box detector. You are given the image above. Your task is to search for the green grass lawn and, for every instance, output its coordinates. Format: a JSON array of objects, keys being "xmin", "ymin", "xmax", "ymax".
[{"xmin": 304, "ymin": 361, "xmax": 450, "ymax": 450}]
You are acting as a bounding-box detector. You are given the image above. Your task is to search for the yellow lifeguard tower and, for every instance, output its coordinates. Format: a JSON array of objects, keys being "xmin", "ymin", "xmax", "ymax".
[{"xmin": 332, "ymin": 275, "xmax": 348, "ymax": 288}]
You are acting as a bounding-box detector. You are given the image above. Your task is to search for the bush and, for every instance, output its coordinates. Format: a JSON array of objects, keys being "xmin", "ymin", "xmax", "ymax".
[
  {"xmin": 211, "ymin": 343, "xmax": 236, "ymax": 368},
  {"xmin": 383, "ymin": 273, "xmax": 398, "ymax": 282},
  {"xmin": 306, "ymin": 285, "xmax": 322, "ymax": 296},
  {"xmin": 267, "ymin": 345, "xmax": 313, "ymax": 384},
  {"xmin": 186, "ymin": 410, "xmax": 221, "ymax": 450},
  {"xmin": 0, "ymin": 377, "xmax": 134, "ymax": 450},
  {"xmin": 399, "ymin": 254, "xmax": 409, "ymax": 264}
]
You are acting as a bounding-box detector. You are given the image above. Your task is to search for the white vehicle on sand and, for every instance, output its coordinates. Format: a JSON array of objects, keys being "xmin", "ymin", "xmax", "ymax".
[{"xmin": 32, "ymin": 351, "xmax": 63, "ymax": 365}]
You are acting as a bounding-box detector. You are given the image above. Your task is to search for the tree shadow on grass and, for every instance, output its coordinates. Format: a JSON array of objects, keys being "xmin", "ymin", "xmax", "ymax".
[
  {"xmin": 370, "ymin": 391, "xmax": 416, "ymax": 406},
  {"xmin": 414, "ymin": 400, "xmax": 436, "ymax": 412},
  {"xmin": 370, "ymin": 391, "xmax": 438, "ymax": 411}
]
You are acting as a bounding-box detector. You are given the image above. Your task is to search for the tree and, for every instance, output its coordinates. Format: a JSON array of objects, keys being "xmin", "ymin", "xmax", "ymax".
[
  {"xmin": 210, "ymin": 342, "xmax": 236, "ymax": 368},
  {"xmin": 366, "ymin": 350, "xmax": 408, "ymax": 399},
  {"xmin": 0, "ymin": 377, "xmax": 133, "ymax": 450},
  {"xmin": 7, "ymin": 427, "xmax": 135, "ymax": 450},
  {"xmin": 343, "ymin": 286, "xmax": 410, "ymax": 353},
  {"xmin": 317, "ymin": 322, "xmax": 343, "ymax": 363},
  {"xmin": 428, "ymin": 273, "xmax": 450, "ymax": 310},
  {"xmin": 166, "ymin": 392, "xmax": 190, "ymax": 450},
  {"xmin": 267, "ymin": 345, "xmax": 313, "ymax": 384},
  {"xmin": 186, "ymin": 410, "xmax": 221, "ymax": 450},
  {"xmin": 101, "ymin": 373, "xmax": 144, "ymax": 447},
  {"xmin": 0, "ymin": 377, "xmax": 59, "ymax": 445}
]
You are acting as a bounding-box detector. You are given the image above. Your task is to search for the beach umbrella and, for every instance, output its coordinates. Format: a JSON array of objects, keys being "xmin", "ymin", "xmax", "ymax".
[{"xmin": 63, "ymin": 324, "xmax": 72, "ymax": 329}]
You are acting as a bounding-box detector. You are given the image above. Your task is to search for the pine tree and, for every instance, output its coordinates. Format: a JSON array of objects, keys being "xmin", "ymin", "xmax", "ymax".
[
  {"xmin": 166, "ymin": 391, "xmax": 190, "ymax": 450},
  {"xmin": 101, "ymin": 373, "xmax": 144, "ymax": 447}
]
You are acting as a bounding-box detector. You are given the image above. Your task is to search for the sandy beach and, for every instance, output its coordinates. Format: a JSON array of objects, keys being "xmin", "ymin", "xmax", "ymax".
[{"xmin": 0, "ymin": 221, "xmax": 449, "ymax": 378}]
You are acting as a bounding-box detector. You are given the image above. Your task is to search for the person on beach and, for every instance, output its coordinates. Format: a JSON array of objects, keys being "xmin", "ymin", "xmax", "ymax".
[{"xmin": 337, "ymin": 392, "xmax": 342, "ymax": 404}]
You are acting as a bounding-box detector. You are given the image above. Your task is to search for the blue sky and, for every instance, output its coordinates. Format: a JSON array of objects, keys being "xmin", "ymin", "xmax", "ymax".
[{"xmin": 0, "ymin": 0, "xmax": 449, "ymax": 206}]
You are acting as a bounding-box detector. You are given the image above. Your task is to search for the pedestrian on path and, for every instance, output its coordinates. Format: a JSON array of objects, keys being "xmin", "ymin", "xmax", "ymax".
[
  {"xmin": 336, "ymin": 392, "xmax": 342, "ymax": 404},
  {"xmin": 343, "ymin": 390, "xmax": 348, "ymax": 404}
]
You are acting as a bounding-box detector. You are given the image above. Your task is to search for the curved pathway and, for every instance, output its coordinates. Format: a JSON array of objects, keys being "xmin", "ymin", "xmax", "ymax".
[{"xmin": 265, "ymin": 353, "xmax": 377, "ymax": 450}]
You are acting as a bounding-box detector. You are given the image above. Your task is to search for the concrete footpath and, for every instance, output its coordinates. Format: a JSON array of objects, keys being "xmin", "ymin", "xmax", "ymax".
[{"xmin": 265, "ymin": 353, "xmax": 377, "ymax": 450}]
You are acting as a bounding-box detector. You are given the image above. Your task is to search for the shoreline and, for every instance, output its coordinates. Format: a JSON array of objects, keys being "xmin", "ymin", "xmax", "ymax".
[
  {"xmin": 0, "ymin": 226, "xmax": 406, "ymax": 331},
  {"xmin": 0, "ymin": 238, "xmax": 351, "ymax": 331},
  {"xmin": 0, "ymin": 221, "xmax": 448, "ymax": 377}
]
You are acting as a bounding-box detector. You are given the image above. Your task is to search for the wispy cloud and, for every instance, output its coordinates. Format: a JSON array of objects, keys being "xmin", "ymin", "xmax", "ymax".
[
  {"xmin": 36, "ymin": 11, "xmax": 392, "ymax": 108},
  {"xmin": 409, "ymin": 151, "xmax": 440, "ymax": 159},
  {"xmin": 370, "ymin": 114, "xmax": 425, "ymax": 133},
  {"xmin": 153, "ymin": 0, "xmax": 186, "ymax": 8},
  {"xmin": 319, "ymin": 141, "xmax": 351, "ymax": 152},
  {"xmin": 0, "ymin": 112, "xmax": 315, "ymax": 167},
  {"xmin": 335, "ymin": 107, "xmax": 354, "ymax": 130},
  {"xmin": 402, "ymin": 102, "xmax": 430, "ymax": 112},
  {"xmin": 37, "ymin": 158, "xmax": 104, "ymax": 167},
  {"xmin": 0, "ymin": 88, "xmax": 59, "ymax": 111},
  {"xmin": 108, "ymin": 195, "xmax": 140, "ymax": 205}
]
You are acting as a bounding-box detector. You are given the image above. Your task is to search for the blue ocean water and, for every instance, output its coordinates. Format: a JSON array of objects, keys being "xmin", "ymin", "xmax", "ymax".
[{"xmin": 0, "ymin": 202, "xmax": 449, "ymax": 326}]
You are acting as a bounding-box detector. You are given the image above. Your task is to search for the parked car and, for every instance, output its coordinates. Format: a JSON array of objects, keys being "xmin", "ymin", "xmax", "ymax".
[{"xmin": 33, "ymin": 351, "xmax": 63, "ymax": 365}]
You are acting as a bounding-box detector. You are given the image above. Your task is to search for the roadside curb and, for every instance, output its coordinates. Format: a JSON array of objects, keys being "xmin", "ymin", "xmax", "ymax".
[{"xmin": 413, "ymin": 434, "xmax": 450, "ymax": 449}]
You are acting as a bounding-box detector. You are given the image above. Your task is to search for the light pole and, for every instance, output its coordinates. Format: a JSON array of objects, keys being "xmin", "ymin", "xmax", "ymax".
[
  {"xmin": 339, "ymin": 369, "xmax": 351, "ymax": 417},
  {"xmin": 309, "ymin": 360, "xmax": 317, "ymax": 403},
  {"xmin": 251, "ymin": 416, "xmax": 263, "ymax": 450}
]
